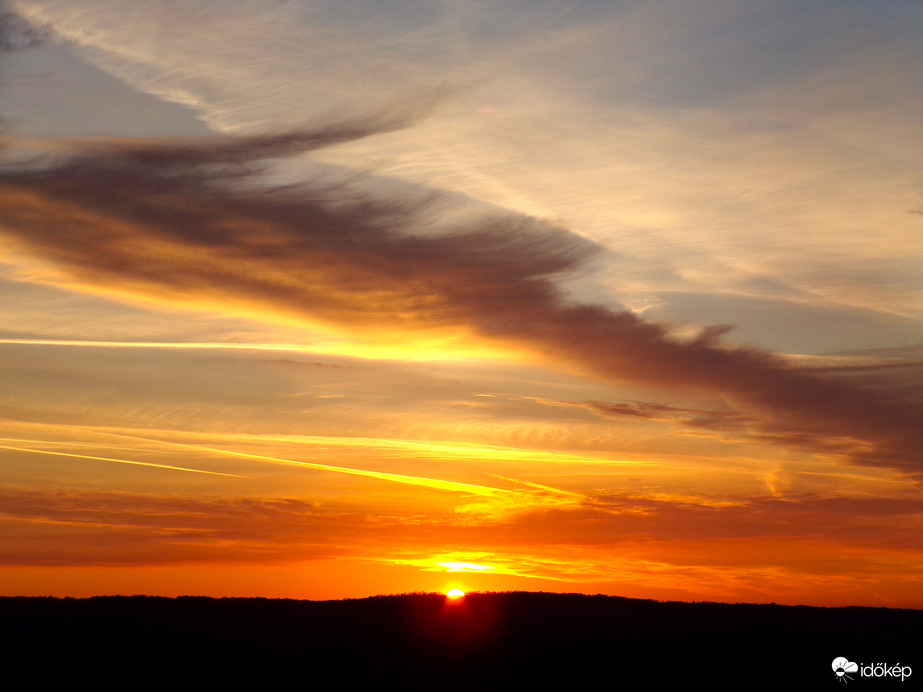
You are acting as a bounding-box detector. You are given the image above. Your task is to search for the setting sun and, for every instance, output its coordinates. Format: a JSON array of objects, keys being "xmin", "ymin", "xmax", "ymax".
[{"xmin": 446, "ymin": 588, "xmax": 466, "ymax": 600}]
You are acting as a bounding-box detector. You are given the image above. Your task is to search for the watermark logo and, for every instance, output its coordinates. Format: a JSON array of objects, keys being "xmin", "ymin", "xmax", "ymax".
[{"xmin": 832, "ymin": 657, "xmax": 912, "ymax": 683}]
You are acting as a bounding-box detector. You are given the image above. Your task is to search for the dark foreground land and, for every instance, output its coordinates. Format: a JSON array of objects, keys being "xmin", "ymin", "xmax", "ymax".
[{"xmin": 2, "ymin": 592, "xmax": 920, "ymax": 688}]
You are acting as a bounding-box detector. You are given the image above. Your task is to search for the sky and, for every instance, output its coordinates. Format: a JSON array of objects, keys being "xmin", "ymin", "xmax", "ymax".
[{"xmin": 0, "ymin": 0, "xmax": 921, "ymax": 607}]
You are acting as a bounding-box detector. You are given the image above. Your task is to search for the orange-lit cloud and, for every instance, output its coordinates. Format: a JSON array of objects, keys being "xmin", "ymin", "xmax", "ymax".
[{"xmin": 1, "ymin": 469, "xmax": 921, "ymax": 605}]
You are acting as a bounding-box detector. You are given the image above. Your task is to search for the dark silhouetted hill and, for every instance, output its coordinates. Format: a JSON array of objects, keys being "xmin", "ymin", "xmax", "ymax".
[{"xmin": 1, "ymin": 592, "xmax": 919, "ymax": 688}]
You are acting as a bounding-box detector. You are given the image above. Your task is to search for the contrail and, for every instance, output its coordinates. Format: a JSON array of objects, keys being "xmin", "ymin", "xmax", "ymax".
[
  {"xmin": 86, "ymin": 430, "xmax": 510, "ymax": 497},
  {"xmin": 0, "ymin": 443, "xmax": 241, "ymax": 477},
  {"xmin": 152, "ymin": 444, "xmax": 508, "ymax": 497},
  {"xmin": 0, "ymin": 338, "xmax": 313, "ymax": 352}
]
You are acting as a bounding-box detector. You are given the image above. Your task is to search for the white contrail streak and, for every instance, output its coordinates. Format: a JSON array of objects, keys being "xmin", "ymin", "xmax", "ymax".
[{"xmin": 0, "ymin": 443, "xmax": 240, "ymax": 477}]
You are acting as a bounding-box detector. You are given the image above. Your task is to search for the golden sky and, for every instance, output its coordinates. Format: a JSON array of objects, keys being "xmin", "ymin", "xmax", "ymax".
[{"xmin": 0, "ymin": 0, "xmax": 922, "ymax": 607}]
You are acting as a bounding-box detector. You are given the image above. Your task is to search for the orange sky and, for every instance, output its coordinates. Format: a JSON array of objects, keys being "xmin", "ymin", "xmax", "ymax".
[{"xmin": 0, "ymin": 0, "xmax": 922, "ymax": 607}]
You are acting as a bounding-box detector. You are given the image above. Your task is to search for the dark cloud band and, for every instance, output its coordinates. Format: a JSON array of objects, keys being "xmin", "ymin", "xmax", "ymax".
[{"xmin": 1, "ymin": 123, "xmax": 921, "ymax": 477}]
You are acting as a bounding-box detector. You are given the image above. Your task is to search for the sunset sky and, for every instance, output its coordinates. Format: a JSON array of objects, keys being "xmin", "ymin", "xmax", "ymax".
[{"xmin": 1, "ymin": 0, "xmax": 922, "ymax": 607}]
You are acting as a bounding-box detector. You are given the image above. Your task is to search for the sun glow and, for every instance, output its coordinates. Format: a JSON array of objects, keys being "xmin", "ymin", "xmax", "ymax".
[
  {"xmin": 446, "ymin": 588, "xmax": 465, "ymax": 599},
  {"xmin": 437, "ymin": 561, "xmax": 494, "ymax": 573}
]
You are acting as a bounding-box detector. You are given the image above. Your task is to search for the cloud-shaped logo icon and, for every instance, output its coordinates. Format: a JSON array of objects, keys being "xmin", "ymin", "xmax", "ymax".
[{"xmin": 832, "ymin": 657, "xmax": 858, "ymax": 682}]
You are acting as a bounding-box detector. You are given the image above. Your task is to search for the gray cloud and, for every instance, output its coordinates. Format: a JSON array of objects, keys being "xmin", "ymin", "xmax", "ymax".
[{"xmin": 0, "ymin": 6, "xmax": 50, "ymax": 53}]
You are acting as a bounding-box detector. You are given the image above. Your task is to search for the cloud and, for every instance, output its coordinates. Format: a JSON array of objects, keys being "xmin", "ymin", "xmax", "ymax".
[
  {"xmin": 1, "ymin": 124, "xmax": 922, "ymax": 477},
  {"xmin": 573, "ymin": 399, "xmax": 747, "ymax": 429},
  {"xmin": 0, "ymin": 477, "xmax": 575, "ymax": 567},
  {"xmin": 531, "ymin": 390, "xmax": 923, "ymax": 470},
  {"xmin": 0, "ymin": 484, "xmax": 354, "ymax": 565},
  {"xmin": 0, "ymin": 6, "xmax": 49, "ymax": 53}
]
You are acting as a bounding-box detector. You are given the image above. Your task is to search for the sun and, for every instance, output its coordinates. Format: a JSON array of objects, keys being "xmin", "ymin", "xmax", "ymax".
[{"xmin": 446, "ymin": 588, "xmax": 465, "ymax": 599}]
